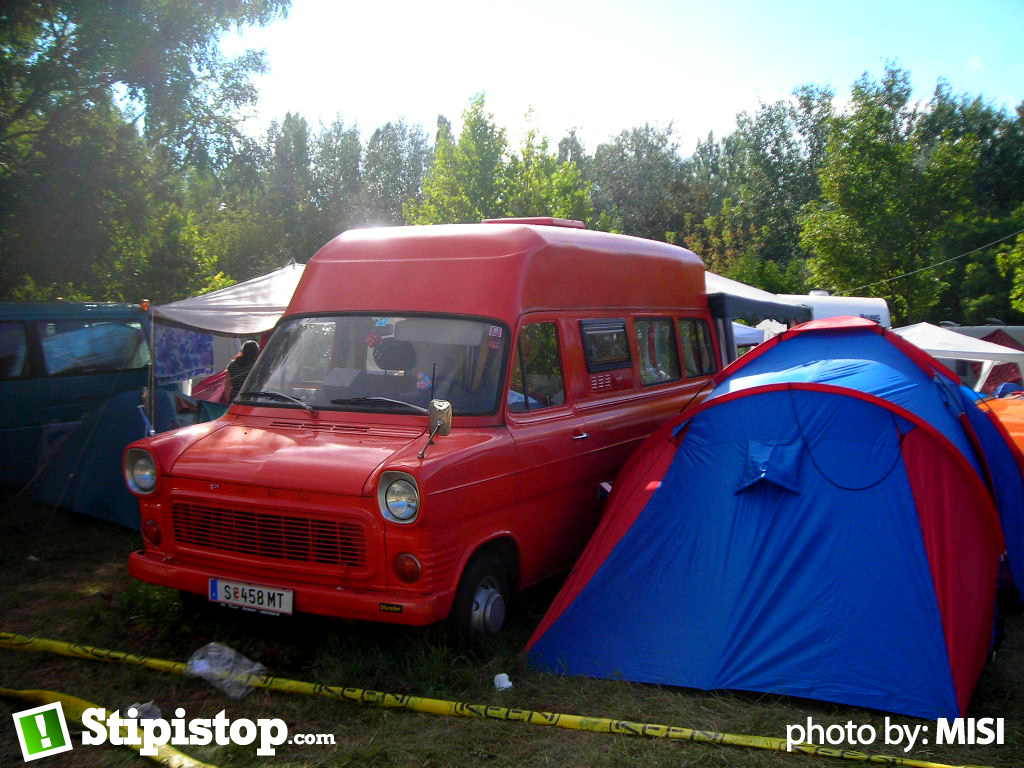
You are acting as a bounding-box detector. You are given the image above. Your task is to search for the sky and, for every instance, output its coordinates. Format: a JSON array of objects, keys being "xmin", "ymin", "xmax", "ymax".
[{"xmin": 221, "ymin": 0, "xmax": 1024, "ymax": 154}]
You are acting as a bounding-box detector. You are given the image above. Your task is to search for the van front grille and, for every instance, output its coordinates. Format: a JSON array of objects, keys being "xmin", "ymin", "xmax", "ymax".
[{"xmin": 172, "ymin": 502, "xmax": 367, "ymax": 568}]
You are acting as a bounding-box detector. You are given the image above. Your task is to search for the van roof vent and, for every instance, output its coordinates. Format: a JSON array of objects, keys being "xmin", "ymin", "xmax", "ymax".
[{"xmin": 481, "ymin": 217, "xmax": 586, "ymax": 229}]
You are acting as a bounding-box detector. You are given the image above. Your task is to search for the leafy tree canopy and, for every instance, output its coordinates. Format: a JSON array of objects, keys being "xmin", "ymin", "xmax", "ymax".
[
  {"xmin": 800, "ymin": 66, "xmax": 980, "ymax": 322},
  {"xmin": 0, "ymin": 0, "xmax": 290, "ymax": 171}
]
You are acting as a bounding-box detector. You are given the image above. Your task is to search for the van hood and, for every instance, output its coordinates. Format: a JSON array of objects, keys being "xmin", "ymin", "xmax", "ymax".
[{"xmin": 170, "ymin": 422, "xmax": 424, "ymax": 496}]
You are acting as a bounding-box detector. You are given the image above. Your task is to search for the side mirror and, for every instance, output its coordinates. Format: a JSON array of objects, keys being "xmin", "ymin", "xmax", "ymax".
[
  {"xmin": 428, "ymin": 399, "xmax": 452, "ymax": 436},
  {"xmin": 418, "ymin": 400, "xmax": 452, "ymax": 459}
]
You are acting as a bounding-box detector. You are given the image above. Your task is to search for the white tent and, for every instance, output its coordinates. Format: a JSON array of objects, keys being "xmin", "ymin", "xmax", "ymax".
[
  {"xmin": 731, "ymin": 322, "xmax": 764, "ymax": 346},
  {"xmin": 891, "ymin": 322, "xmax": 1024, "ymax": 391},
  {"xmin": 154, "ymin": 262, "xmax": 305, "ymax": 336}
]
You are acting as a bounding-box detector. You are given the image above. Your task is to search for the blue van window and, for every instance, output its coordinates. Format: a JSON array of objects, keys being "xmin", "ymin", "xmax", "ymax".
[
  {"xmin": 0, "ymin": 322, "xmax": 28, "ymax": 379},
  {"xmin": 36, "ymin": 320, "xmax": 150, "ymax": 376}
]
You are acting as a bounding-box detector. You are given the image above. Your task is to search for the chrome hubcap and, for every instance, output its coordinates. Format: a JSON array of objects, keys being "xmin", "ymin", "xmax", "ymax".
[{"xmin": 470, "ymin": 576, "xmax": 506, "ymax": 635}]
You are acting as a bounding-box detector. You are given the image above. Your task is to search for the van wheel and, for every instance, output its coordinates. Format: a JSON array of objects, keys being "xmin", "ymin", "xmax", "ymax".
[{"xmin": 449, "ymin": 551, "xmax": 511, "ymax": 644}]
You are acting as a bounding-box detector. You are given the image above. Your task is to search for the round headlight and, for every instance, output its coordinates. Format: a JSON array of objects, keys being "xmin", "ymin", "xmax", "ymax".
[
  {"xmin": 125, "ymin": 449, "xmax": 157, "ymax": 495},
  {"xmin": 385, "ymin": 479, "xmax": 419, "ymax": 521}
]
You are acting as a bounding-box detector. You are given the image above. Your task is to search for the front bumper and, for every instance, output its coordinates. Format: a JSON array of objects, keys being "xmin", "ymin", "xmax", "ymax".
[{"xmin": 128, "ymin": 550, "xmax": 451, "ymax": 626}]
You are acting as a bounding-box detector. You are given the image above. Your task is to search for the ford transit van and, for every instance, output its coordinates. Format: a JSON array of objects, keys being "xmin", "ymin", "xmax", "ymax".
[{"xmin": 125, "ymin": 218, "xmax": 721, "ymax": 639}]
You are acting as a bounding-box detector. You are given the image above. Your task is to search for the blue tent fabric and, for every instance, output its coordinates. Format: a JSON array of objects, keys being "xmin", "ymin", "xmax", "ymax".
[
  {"xmin": 31, "ymin": 390, "xmax": 177, "ymax": 528},
  {"xmin": 528, "ymin": 319, "xmax": 1021, "ymax": 720},
  {"xmin": 715, "ymin": 330, "xmax": 983, "ymax": 476},
  {"xmin": 737, "ymin": 438, "xmax": 803, "ymax": 493},
  {"xmin": 531, "ymin": 390, "xmax": 958, "ymax": 719}
]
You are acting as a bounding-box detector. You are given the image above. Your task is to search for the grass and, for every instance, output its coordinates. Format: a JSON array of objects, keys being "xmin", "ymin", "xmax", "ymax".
[{"xmin": 0, "ymin": 498, "xmax": 1022, "ymax": 768}]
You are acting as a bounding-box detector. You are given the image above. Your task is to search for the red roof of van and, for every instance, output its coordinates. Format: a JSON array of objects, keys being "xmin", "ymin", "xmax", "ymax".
[{"xmin": 288, "ymin": 222, "xmax": 706, "ymax": 325}]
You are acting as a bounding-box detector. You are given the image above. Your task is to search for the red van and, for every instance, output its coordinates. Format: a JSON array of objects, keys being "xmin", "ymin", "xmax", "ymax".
[{"xmin": 125, "ymin": 218, "xmax": 720, "ymax": 639}]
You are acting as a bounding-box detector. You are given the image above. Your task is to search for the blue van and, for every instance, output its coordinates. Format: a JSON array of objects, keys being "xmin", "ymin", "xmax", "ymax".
[{"xmin": 0, "ymin": 302, "xmax": 157, "ymax": 523}]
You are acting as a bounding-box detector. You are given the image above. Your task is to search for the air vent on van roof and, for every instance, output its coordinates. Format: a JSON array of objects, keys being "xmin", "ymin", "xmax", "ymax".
[{"xmin": 481, "ymin": 217, "xmax": 586, "ymax": 229}]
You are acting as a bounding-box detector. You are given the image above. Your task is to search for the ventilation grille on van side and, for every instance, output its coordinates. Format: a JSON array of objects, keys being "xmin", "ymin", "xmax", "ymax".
[{"xmin": 172, "ymin": 502, "xmax": 367, "ymax": 568}]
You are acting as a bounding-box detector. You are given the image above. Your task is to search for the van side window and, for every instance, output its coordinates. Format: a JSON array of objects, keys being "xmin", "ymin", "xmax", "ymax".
[
  {"xmin": 0, "ymin": 322, "xmax": 28, "ymax": 379},
  {"xmin": 35, "ymin": 320, "xmax": 150, "ymax": 376},
  {"xmin": 581, "ymin": 319, "xmax": 631, "ymax": 372},
  {"xmin": 636, "ymin": 318, "xmax": 681, "ymax": 385},
  {"xmin": 508, "ymin": 322, "xmax": 565, "ymax": 412},
  {"xmin": 679, "ymin": 318, "xmax": 717, "ymax": 377}
]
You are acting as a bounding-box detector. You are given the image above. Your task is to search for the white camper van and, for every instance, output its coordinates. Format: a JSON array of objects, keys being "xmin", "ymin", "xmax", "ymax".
[{"xmin": 778, "ymin": 292, "xmax": 891, "ymax": 328}]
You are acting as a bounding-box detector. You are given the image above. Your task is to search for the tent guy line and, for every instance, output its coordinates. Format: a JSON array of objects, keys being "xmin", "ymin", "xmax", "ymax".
[{"xmin": 847, "ymin": 225, "xmax": 1024, "ymax": 293}]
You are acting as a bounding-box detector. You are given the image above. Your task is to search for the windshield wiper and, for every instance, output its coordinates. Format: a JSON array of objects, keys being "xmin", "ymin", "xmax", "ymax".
[
  {"xmin": 330, "ymin": 396, "xmax": 428, "ymax": 414},
  {"xmin": 239, "ymin": 390, "xmax": 317, "ymax": 414}
]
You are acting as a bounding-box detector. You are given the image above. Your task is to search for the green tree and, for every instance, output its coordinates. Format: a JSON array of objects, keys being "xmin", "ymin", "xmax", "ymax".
[
  {"xmin": 588, "ymin": 124, "xmax": 684, "ymax": 240},
  {"xmin": 732, "ymin": 87, "xmax": 834, "ymax": 265},
  {"xmin": 0, "ymin": 95, "xmax": 152, "ymax": 298},
  {"xmin": 311, "ymin": 116, "xmax": 362, "ymax": 240},
  {"xmin": 263, "ymin": 112, "xmax": 323, "ymax": 265},
  {"xmin": 503, "ymin": 128, "xmax": 593, "ymax": 223},
  {"xmin": 996, "ymin": 217, "xmax": 1024, "ymax": 318},
  {"xmin": 800, "ymin": 67, "xmax": 979, "ymax": 322},
  {"xmin": 919, "ymin": 85, "xmax": 1024, "ymax": 218},
  {"xmin": 0, "ymin": 0, "xmax": 290, "ymax": 170},
  {"xmin": 360, "ymin": 120, "xmax": 429, "ymax": 226},
  {"xmin": 680, "ymin": 86, "xmax": 831, "ymax": 284},
  {"xmin": 407, "ymin": 96, "xmax": 594, "ymax": 227},
  {"xmin": 406, "ymin": 94, "xmax": 508, "ymax": 224},
  {"xmin": 110, "ymin": 203, "xmax": 230, "ymax": 303},
  {"xmin": 916, "ymin": 87, "xmax": 1024, "ymax": 322},
  {"xmin": 0, "ymin": 0, "xmax": 289, "ymax": 300}
]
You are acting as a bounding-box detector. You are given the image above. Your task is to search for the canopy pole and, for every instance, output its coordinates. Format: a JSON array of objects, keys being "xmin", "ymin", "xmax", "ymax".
[
  {"xmin": 975, "ymin": 360, "xmax": 995, "ymax": 392},
  {"xmin": 148, "ymin": 306, "xmax": 157, "ymax": 433}
]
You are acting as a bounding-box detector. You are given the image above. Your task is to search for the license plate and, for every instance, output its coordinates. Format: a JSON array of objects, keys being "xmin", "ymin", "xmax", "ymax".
[{"xmin": 209, "ymin": 579, "xmax": 293, "ymax": 615}]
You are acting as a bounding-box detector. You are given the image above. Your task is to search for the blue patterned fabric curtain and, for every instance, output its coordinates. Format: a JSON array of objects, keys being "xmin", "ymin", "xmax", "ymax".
[{"xmin": 154, "ymin": 324, "xmax": 214, "ymax": 385}]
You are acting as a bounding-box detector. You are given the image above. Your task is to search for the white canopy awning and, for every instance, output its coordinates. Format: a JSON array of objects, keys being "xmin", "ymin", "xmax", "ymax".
[
  {"xmin": 153, "ymin": 262, "xmax": 305, "ymax": 336},
  {"xmin": 891, "ymin": 322, "xmax": 1024, "ymax": 391},
  {"xmin": 705, "ymin": 272, "xmax": 812, "ymax": 322},
  {"xmin": 731, "ymin": 322, "xmax": 764, "ymax": 346}
]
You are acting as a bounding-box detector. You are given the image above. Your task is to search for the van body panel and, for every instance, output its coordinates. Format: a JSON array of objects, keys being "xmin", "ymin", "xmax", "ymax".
[
  {"xmin": 169, "ymin": 421, "xmax": 422, "ymax": 496},
  {"xmin": 290, "ymin": 224, "xmax": 706, "ymax": 325},
  {"xmin": 506, "ymin": 402, "xmax": 592, "ymax": 584},
  {"xmin": 125, "ymin": 222, "xmax": 720, "ymax": 629}
]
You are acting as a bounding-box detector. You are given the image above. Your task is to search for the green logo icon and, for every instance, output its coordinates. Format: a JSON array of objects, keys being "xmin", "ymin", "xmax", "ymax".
[{"xmin": 12, "ymin": 702, "xmax": 73, "ymax": 762}]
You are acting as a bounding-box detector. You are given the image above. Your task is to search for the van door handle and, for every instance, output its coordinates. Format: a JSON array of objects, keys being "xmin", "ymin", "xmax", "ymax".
[{"xmin": 572, "ymin": 432, "xmax": 590, "ymax": 440}]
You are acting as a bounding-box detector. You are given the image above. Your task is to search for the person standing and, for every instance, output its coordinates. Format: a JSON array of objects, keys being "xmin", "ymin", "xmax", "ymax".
[{"xmin": 226, "ymin": 340, "xmax": 260, "ymax": 401}]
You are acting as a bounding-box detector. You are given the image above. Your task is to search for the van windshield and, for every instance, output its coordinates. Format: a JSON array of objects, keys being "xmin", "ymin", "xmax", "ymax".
[{"xmin": 240, "ymin": 315, "xmax": 509, "ymax": 415}]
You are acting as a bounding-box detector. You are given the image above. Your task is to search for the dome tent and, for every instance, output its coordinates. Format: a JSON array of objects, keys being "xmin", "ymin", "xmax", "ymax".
[{"xmin": 527, "ymin": 317, "xmax": 1024, "ymax": 720}]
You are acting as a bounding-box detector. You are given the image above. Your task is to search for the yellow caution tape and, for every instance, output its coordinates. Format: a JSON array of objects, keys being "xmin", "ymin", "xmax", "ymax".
[
  {"xmin": 0, "ymin": 686, "xmax": 219, "ymax": 768},
  {"xmin": 0, "ymin": 631, "xmax": 994, "ymax": 768}
]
